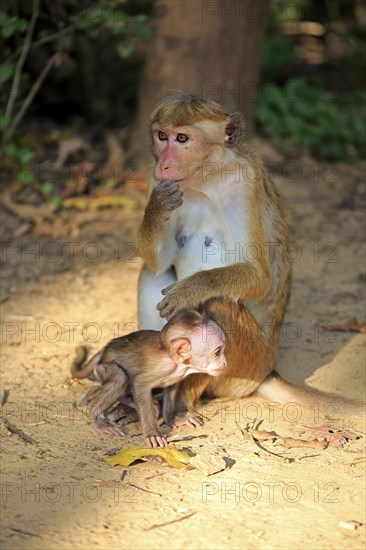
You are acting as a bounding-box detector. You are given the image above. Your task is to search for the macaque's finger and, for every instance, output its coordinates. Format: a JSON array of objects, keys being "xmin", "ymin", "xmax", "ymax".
[
  {"xmin": 171, "ymin": 416, "xmax": 204, "ymax": 429},
  {"xmin": 146, "ymin": 435, "xmax": 168, "ymax": 448},
  {"xmin": 186, "ymin": 416, "xmax": 204, "ymax": 427},
  {"xmin": 161, "ymin": 283, "xmax": 176, "ymax": 295},
  {"xmin": 157, "ymin": 296, "xmax": 169, "ymax": 311},
  {"xmin": 157, "ymin": 299, "xmax": 175, "ymax": 319}
]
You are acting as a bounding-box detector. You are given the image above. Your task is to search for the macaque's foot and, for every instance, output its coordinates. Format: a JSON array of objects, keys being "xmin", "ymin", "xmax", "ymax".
[
  {"xmin": 152, "ymin": 399, "xmax": 160, "ymax": 419},
  {"xmin": 79, "ymin": 386, "xmax": 101, "ymax": 407},
  {"xmin": 166, "ymin": 414, "xmax": 204, "ymax": 429},
  {"xmin": 145, "ymin": 433, "xmax": 168, "ymax": 448},
  {"xmin": 94, "ymin": 415, "xmax": 127, "ymax": 437},
  {"xmin": 106, "ymin": 405, "xmax": 138, "ymax": 424}
]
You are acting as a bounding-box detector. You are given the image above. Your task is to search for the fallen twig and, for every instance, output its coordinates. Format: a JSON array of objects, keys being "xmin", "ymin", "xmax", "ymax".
[
  {"xmin": 144, "ymin": 512, "xmax": 196, "ymax": 531},
  {"xmin": 3, "ymin": 419, "xmax": 37, "ymax": 445},
  {"xmin": 9, "ymin": 527, "xmax": 41, "ymax": 537},
  {"xmin": 1, "ymin": 389, "xmax": 10, "ymax": 406},
  {"xmin": 323, "ymin": 318, "xmax": 366, "ymax": 333},
  {"xmin": 126, "ymin": 482, "xmax": 162, "ymax": 497}
]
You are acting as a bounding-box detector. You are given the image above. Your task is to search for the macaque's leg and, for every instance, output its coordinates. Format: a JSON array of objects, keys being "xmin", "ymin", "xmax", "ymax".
[
  {"xmin": 118, "ymin": 394, "xmax": 161, "ymax": 419},
  {"xmin": 163, "ymin": 384, "xmax": 203, "ymax": 429},
  {"xmin": 133, "ymin": 379, "xmax": 167, "ymax": 448},
  {"xmin": 138, "ymin": 265, "xmax": 176, "ymax": 330},
  {"xmin": 88, "ymin": 364, "xmax": 130, "ymax": 436},
  {"xmin": 79, "ymin": 385, "xmax": 101, "ymax": 406}
]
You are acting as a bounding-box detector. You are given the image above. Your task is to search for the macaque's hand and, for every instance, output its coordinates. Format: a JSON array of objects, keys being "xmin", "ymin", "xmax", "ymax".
[
  {"xmin": 165, "ymin": 414, "xmax": 204, "ymax": 429},
  {"xmin": 158, "ymin": 278, "xmax": 203, "ymax": 319},
  {"xmin": 148, "ymin": 180, "xmax": 183, "ymax": 222},
  {"xmin": 146, "ymin": 433, "xmax": 168, "ymax": 448}
]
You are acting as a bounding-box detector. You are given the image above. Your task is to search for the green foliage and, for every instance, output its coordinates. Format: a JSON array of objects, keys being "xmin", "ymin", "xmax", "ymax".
[
  {"xmin": 5, "ymin": 142, "xmax": 34, "ymax": 163},
  {"xmin": 261, "ymin": 35, "xmax": 296, "ymax": 81},
  {"xmin": 0, "ymin": 0, "xmax": 152, "ymax": 186},
  {"xmin": 1, "ymin": 13, "xmax": 28, "ymax": 38},
  {"xmin": 74, "ymin": 1, "xmax": 151, "ymax": 41},
  {"xmin": 256, "ymin": 78, "xmax": 366, "ymax": 161}
]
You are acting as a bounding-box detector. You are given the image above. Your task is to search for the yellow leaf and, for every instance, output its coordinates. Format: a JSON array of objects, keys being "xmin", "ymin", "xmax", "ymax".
[{"xmin": 105, "ymin": 445, "xmax": 191, "ymax": 470}]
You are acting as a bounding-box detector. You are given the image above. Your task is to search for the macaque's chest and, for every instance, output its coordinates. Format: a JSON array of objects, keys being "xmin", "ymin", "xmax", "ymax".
[{"xmin": 171, "ymin": 189, "xmax": 250, "ymax": 279}]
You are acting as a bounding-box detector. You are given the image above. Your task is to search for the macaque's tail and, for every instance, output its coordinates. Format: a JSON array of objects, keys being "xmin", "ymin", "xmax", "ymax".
[
  {"xmin": 70, "ymin": 345, "xmax": 98, "ymax": 380},
  {"xmin": 256, "ymin": 371, "xmax": 366, "ymax": 421}
]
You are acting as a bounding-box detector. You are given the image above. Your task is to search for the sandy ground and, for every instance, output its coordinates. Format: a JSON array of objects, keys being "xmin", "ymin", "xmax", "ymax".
[{"xmin": 1, "ymin": 145, "xmax": 365, "ymax": 550}]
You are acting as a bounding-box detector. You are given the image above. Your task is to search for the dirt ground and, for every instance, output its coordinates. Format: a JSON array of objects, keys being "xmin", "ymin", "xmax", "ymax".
[{"xmin": 1, "ymin": 142, "xmax": 365, "ymax": 550}]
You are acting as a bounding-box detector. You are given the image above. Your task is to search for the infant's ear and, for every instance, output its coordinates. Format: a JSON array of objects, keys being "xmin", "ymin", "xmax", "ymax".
[{"xmin": 169, "ymin": 337, "xmax": 191, "ymax": 362}]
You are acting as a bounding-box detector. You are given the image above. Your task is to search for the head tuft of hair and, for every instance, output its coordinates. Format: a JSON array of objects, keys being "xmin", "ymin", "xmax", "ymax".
[
  {"xmin": 161, "ymin": 309, "xmax": 208, "ymax": 346},
  {"xmin": 151, "ymin": 93, "xmax": 230, "ymax": 127}
]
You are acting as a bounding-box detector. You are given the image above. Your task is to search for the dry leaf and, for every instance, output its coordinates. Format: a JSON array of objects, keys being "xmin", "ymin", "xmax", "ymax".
[
  {"xmin": 306, "ymin": 425, "xmax": 359, "ymax": 448},
  {"xmin": 62, "ymin": 195, "xmax": 138, "ymax": 211},
  {"xmin": 56, "ymin": 136, "xmax": 88, "ymax": 167},
  {"xmin": 323, "ymin": 318, "xmax": 366, "ymax": 333},
  {"xmin": 105, "ymin": 445, "xmax": 191, "ymax": 470},
  {"xmin": 273, "ymin": 437, "xmax": 327, "ymax": 450}
]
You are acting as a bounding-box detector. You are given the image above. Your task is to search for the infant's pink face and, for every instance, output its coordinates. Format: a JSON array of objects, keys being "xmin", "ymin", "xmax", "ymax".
[{"xmin": 189, "ymin": 320, "xmax": 227, "ymax": 376}]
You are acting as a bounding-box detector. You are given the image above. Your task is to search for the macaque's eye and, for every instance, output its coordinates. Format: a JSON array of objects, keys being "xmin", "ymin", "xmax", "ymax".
[
  {"xmin": 158, "ymin": 131, "xmax": 168, "ymax": 141},
  {"xmin": 176, "ymin": 133, "xmax": 189, "ymax": 143},
  {"xmin": 214, "ymin": 346, "xmax": 223, "ymax": 357}
]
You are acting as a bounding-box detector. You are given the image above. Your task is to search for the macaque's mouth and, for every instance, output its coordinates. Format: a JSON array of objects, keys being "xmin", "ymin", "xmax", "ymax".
[{"xmin": 209, "ymin": 367, "xmax": 226, "ymax": 376}]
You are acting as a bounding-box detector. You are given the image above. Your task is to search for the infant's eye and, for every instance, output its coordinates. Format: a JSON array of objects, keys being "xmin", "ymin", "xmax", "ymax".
[
  {"xmin": 176, "ymin": 133, "xmax": 188, "ymax": 143},
  {"xmin": 214, "ymin": 346, "xmax": 223, "ymax": 357},
  {"xmin": 158, "ymin": 131, "xmax": 168, "ymax": 141}
]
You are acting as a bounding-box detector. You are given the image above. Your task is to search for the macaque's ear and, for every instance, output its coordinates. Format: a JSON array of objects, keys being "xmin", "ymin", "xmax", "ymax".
[
  {"xmin": 224, "ymin": 112, "xmax": 244, "ymax": 147},
  {"xmin": 169, "ymin": 338, "xmax": 192, "ymax": 363}
]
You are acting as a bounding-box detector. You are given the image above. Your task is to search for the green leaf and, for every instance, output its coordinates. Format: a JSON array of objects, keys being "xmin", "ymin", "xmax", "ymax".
[
  {"xmin": 5, "ymin": 143, "xmax": 17, "ymax": 157},
  {"xmin": 0, "ymin": 62, "xmax": 15, "ymax": 84},
  {"xmin": 18, "ymin": 147, "xmax": 33, "ymax": 162},
  {"xmin": 39, "ymin": 181, "xmax": 54, "ymax": 196},
  {"xmin": 48, "ymin": 195, "xmax": 62, "ymax": 208},
  {"xmin": 2, "ymin": 17, "xmax": 19, "ymax": 38},
  {"xmin": 18, "ymin": 19, "xmax": 28, "ymax": 32},
  {"xmin": 120, "ymin": 42, "xmax": 134, "ymax": 58},
  {"xmin": 0, "ymin": 115, "xmax": 11, "ymax": 130},
  {"xmin": 19, "ymin": 170, "xmax": 35, "ymax": 184}
]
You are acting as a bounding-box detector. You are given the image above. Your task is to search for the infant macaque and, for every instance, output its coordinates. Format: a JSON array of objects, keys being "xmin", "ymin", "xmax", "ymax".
[{"xmin": 71, "ymin": 309, "xmax": 227, "ymax": 448}]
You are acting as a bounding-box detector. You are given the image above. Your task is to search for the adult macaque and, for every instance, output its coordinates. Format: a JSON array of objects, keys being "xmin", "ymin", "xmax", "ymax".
[
  {"xmin": 137, "ymin": 93, "xmax": 365, "ymax": 420},
  {"xmin": 72, "ymin": 309, "xmax": 227, "ymax": 448}
]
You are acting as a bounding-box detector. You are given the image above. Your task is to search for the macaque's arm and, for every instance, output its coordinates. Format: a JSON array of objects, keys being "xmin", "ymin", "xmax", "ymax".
[
  {"xmin": 158, "ymin": 261, "xmax": 271, "ymax": 319},
  {"xmin": 133, "ymin": 378, "xmax": 167, "ymax": 448},
  {"xmin": 137, "ymin": 181, "xmax": 182, "ymax": 273}
]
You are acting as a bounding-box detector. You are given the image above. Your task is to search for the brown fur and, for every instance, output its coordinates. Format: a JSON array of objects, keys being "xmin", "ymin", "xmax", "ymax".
[
  {"xmin": 138, "ymin": 94, "xmax": 292, "ymax": 414},
  {"xmin": 71, "ymin": 310, "xmax": 227, "ymax": 447}
]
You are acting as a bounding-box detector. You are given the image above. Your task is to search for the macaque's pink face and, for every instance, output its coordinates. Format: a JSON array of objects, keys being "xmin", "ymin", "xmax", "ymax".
[
  {"xmin": 189, "ymin": 321, "xmax": 227, "ymax": 376},
  {"xmin": 152, "ymin": 125, "xmax": 206, "ymax": 182}
]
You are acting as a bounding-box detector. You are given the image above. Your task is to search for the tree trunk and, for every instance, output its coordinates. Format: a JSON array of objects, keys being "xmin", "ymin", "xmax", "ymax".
[{"xmin": 131, "ymin": 0, "xmax": 268, "ymax": 164}]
